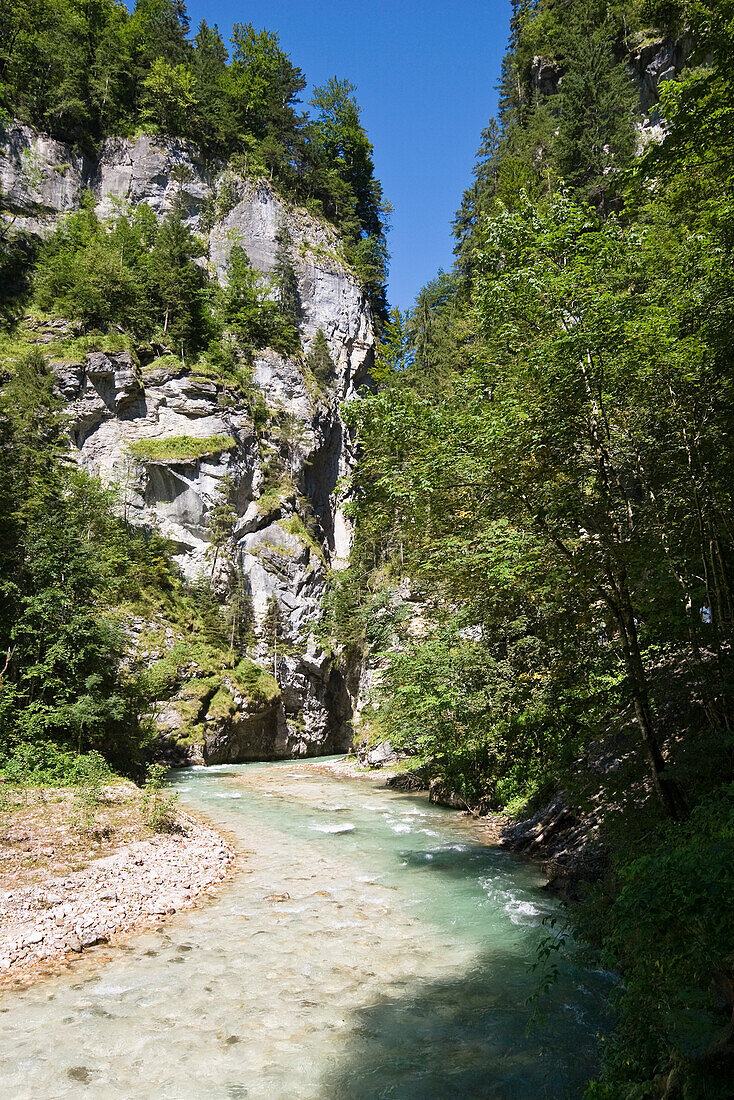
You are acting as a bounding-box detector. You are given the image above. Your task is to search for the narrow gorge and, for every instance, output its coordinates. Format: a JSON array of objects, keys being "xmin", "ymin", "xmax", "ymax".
[
  {"xmin": 1, "ymin": 1, "xmax": 733, "ymax": 1097},
  {"xmin": 2, "ymin": 123, "xmax": 375, "ymax": 764}
]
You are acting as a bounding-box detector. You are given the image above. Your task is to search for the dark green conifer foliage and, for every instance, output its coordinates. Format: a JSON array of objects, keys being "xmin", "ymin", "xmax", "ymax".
[
  {"xmin": 217, "ymin": 244, "xmax": 297, "ymax": 358},
  {"xmin": 191, "ymin": 20, "xmax": 233, "ymax": 155},
  {"xmin": 554, "ymin": 3, "xmax": 636, "ymax": 206},
  {"xmin": 147, "ymin": 201, "xmax": 208, "ymax": 352},
  {"xmin": 224, "ymin": 567, "xmax": 254, "ymax": 654},
  {"xmin": 306, "ymin": 328, "xmax": 334, "ymax": 387},
  {"xmin": 274, "ymin": 223, "xmax": 301, "ymax": 331},
  {"xmin": 206, "ymin": 473, "xmax": 237, "ymax": 575},
  {"xmin": 262, "ymin": 594, "xmax": 285, "ymax": 675}
]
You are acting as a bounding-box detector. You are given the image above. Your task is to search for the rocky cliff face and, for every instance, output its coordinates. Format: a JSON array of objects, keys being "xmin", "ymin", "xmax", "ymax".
[{"xmin": 1, "ymin": 126, "xmax": 374, "ymax": 762}]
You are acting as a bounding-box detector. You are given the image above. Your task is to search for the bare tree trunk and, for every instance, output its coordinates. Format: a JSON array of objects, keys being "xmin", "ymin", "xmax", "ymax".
[{"xmin": 608, "ymin": 570, "xmax": 687, "ymax": 820}]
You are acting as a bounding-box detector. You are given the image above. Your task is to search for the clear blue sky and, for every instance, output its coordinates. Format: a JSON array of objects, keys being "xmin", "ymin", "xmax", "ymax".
[{"xmin": 182, "ymin": 0, "xmax": 513, "ymax": 311}]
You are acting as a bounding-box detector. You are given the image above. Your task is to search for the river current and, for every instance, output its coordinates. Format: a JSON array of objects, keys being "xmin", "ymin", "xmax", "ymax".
[{"xmin": 0, "ymin": 760, "xmax": 611, "ymax": 1098}]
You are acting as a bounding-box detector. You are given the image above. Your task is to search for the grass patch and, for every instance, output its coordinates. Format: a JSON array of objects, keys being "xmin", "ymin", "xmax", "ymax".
[
  {"xmin": 208, "ymin": 684, "xmax": 237, "ymax": 721},
  {"xmin": 232, "ymin": 659, "xmax": 281, "ymax": 705},
  {"xmin": 281, "ymin": 514, "xmax": 326, "ymax": 564},
  {"xmin": 128, "ymin": 434, "xmax": 236, "ymax": 463},
  {"xmin": 141, "ymin": 354, "xmax": 182, "ymax": 377}
]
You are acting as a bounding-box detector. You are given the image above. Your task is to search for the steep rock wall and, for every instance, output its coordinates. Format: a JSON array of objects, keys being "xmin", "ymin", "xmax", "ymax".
[{"xmin": 1, "ymin": 126, "xmax": 374, "ymax": 761}]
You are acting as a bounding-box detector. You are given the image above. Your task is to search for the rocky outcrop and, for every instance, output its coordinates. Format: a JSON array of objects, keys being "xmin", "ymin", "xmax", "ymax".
[
  {"xmin": 523, "ymin": 33, "xmax": 692, "ymax": 135},
  {"xmin": 629, "ymin": 34, "xmax": 693, "ymax": 114},
  {"xmin": 2, "ymin": 126, "xmax": 375, "ymax": 761}
]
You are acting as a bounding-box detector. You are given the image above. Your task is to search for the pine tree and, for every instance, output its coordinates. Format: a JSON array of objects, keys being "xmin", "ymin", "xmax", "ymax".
[
  {"xmin": 554, "ymin": 3, "xmax": 636, "ymax": 207},
  {"xmin": 206, "ymin": 473, "xmax": 237, "ymax": 575},
  {"xmin": 274, "ymin": 223, "xmax": 301, "ymax": 331},
  {"xmin": 306, "ymin": 328, "xmax": 334, "ymax": 388},
  {"xmin": 262, "ymin": 594, "xmax": 284, "ymax": 674},
  {"xmin": 147, "ymin": 200, "xmax": 208, "ymax": 354},
  {"xmin": 224, "ymin": 567, "xmax": 254, "ymax": 653}
]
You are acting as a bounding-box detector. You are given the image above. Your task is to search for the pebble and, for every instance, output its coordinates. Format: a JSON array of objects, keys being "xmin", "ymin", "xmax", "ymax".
[{"xmin": 0, "ymin": 814, "xmax": 235, "ymax": 981}]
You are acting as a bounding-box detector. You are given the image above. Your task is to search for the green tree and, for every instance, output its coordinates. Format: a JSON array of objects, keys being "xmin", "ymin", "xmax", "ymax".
[
  {"xmin": 306, "ymin": 328, "xmax": 335, "ymax": 388},
  {"xmin": 147, "ymin": 200, "xmax": 208, "ymax": 352},
  {"xmin": 206, "ymin": 472, "xmax": 236, "ymax": 575},
  {"xmin": 191, "ymin": 20, "xmax": 233, "ymax": 155},
  {"xmin": 0, "ymin": 351, "xmax": 142, "ymax": 770},
  {"xmin": 554, "ymin": 2, "xmax": 636, "ymax": 207},
  {"xmin": 261, "ymin": 593, "xmax": 284, "ymax": 674},
  {"xmin": 274, "ymin": 223, "xmax": 301, "ymax": 331},
  {"xmin": 228, "ymin": 22, "xmax": 306, "ymax": 179},
  {"xmin": 140, "ymin": 57, "xmax": 197, "ymax": 135},
  {"xmin": 216, "ymin": 245, "xmax": 296, "ymax": 358}
]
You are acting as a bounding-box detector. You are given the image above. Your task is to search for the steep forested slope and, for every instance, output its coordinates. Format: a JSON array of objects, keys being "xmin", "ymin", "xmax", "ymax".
[
  {"xmin": 0, "ymin": 1, "xmax": 384, "ymax": 778},
  {"xmin": 335, "ymin": 1, "xmax": 734, "ymax": 1094}
]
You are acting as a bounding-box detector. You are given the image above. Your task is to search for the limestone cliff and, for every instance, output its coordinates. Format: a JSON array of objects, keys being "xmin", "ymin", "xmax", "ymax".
[{"xmin": 1, "ymin": 126, "xmax": 375, "ymax": 762}]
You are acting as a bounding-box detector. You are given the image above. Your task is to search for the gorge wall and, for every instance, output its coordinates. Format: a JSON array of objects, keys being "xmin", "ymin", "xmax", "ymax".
[{"xmin": 1, "ymin": 125, "xmax": 375, "ymax": 763}]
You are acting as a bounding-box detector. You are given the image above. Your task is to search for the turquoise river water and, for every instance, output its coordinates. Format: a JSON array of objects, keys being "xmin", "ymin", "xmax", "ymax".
[{"xmin": 0, "ymin": 760, "xmax": 612, "ymax": 1098}]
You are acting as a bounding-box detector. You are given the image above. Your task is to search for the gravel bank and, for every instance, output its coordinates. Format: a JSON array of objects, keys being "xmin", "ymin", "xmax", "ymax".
[{"xmin": 0, "ymin": 803, "xmax": 234, "ymax": 984}]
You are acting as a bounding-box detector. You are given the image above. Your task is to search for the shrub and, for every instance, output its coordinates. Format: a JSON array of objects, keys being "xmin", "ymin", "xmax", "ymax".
[{"xmin": 141, "ymin": 763, "xmax": 180, "ymax": 832}]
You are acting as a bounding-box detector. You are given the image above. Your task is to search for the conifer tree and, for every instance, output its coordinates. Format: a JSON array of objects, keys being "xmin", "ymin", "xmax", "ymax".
[
  {"xmin": 306, "ymin": 328, "xmax": 334, "ymax": 388},
  {"xmin": 262, "ymin": 594, "xmax": 284, "ymax": 674},
  {"xmin": 147, "ymin": 200, "xmax": 208, "ymax": 353},
  {"xmin": 206, "ymin": 473, "xmax": 237, "ymax": 576},
  {"xmin": 274, "ymin": 223, "xmax": 301, "ymax": 332}
]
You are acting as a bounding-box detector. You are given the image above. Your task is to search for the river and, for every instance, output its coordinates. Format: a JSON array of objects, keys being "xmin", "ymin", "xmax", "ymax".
[{"xmin": 0, "ymin": 760, "xmax": 611, "ymax": 1098}]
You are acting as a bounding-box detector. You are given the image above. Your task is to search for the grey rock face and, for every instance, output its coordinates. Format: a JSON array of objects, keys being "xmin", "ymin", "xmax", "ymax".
[
  {"xmin": 5, "ymin": 125, "xmax": 374, "ymax": 762},
  {"xmin": 0, "ymin": 125, "xmax": 92, "ymax": 234},
  {"xmin": 630, "ymin": 35, "xmax": 692, "ymax": 114}
]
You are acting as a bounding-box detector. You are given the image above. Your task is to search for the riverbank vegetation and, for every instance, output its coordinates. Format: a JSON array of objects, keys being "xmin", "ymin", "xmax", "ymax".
[{"xmin": 335, "ymin": 1, "xmax": 734, "ymax": 1094}]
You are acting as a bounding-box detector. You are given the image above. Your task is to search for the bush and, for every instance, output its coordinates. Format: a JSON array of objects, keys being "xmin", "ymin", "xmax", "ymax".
[
  {"xmin": 0, "ymin": 742, "xmax": 112, "ymax": 787},
  {"xmin": 141, "ymin": 763, "xmax": 180, "ymax": 833},
  {"xmin": 70, "ymin": 750, "xmax": 110, "ymax": 833},
  {"xmin": 585, "ymin": 787, "xmax": 734, "ymax": 1097}
]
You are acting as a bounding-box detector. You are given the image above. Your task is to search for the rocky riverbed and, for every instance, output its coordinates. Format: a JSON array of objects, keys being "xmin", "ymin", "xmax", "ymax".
[{"xmin": 0, "ymin": 784, "xmax": 234, "ymax": 984}]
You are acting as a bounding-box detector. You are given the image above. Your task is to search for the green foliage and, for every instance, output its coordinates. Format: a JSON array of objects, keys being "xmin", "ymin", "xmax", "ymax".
[
  {"xmin": 140, "ymin": 57, "xmax": 197, "ymax": 135},
  {"xmin": 216, "ymin": 245, "xmax": 298, "ymax": 358},
  {"xmin": 553, "ymin": 4, "xmax": 637, "ymax": 207},
  {"xmin": 141, "ymin": 762, "xmax": 179, "ymax": 832},
  {"xmin": 583, "ymin": 789, "xmax": 734, "ymax": 1097},
  {"xmin": 147, "ymin": 201, "xmax": 209, "ymax": 351},
  {"xmin": 274, "ymin": 223, "xmax": 301, "ymax": 330},
  {"xmin": 309, "ymin": 77, "xmax": 389, "ymax": 319},
  {"xmin": 261, "ymin": 594, "xmax": 285, "ymax": 656},
  {"xmin": 128, "ymin": 434, "xmax": 235, "ymax": 463},
  {"xmin": 0, "ymin": 348, "xmax": 188, "ymax": 776},
  {"xmin": 70, "ymin": 749, "xmax": 110, "ymax": 833},
  {"xmin": 33, "ymin": 198, "xmax": 157, "ymax": 334},
  {"xmin": 305, "ymin": 328, "xmax": 335, "ymax": 390},
  {"xmin": 0, "ymin": 0, "xmax": 388, "ymax": 309},
  {"xmin": 1, "ymin": 743, "xmax": 113, "ymax": 787},
  {"xmin": 205, "ymin": 472, "xmax": 237, "ymax": 575},
  {"xmin": 232, "ymin": 658, "xmax": 281, "ymax": 704},
  {"xmin": 32, "ymin": 197, "xmax": 212, "ymax": 353}
]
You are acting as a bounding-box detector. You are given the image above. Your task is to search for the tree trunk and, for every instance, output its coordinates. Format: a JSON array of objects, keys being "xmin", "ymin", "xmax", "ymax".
[{"xmin": 610, "ymin": 575, "xmax": 687, "ymax": 820}]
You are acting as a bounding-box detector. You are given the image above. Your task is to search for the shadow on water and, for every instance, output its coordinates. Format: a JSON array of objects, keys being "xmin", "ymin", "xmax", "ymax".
[{"xmin": 319, "ymin": 943, "xmax": 611, "ymax": 1100}]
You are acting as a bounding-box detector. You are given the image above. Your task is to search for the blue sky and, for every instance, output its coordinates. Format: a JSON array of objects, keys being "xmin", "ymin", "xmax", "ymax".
[{"xmin": 181, "ymin": 0, "xmax": 512, "ymax": 310}]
